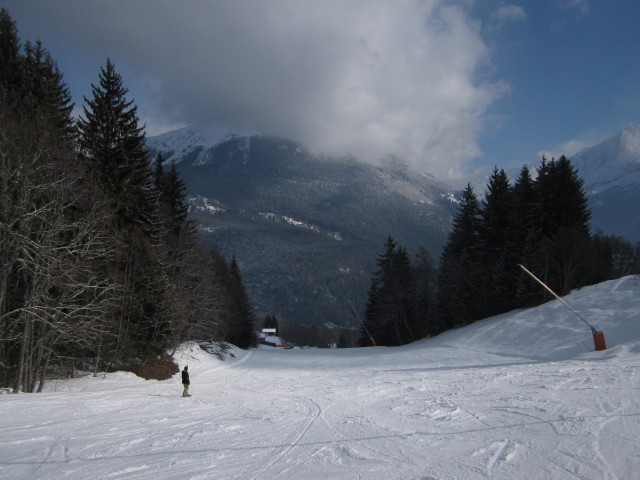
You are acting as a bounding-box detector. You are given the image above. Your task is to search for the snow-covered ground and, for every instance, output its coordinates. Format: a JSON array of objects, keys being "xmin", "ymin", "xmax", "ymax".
[{"xmin": 2, "ymin": 276, "xmax": 640, "ymax": 479}]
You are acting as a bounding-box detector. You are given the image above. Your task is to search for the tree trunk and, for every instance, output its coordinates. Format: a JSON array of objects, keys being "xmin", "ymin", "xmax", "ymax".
[{"xmin": 14, "ymin": 317, "xmax": 30, "ymax": 393}]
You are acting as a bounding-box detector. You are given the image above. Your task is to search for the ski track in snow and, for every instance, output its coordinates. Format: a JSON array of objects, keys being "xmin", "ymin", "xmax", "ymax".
[{"xmin": 2, "ymin": 276, "xmax": 640, "ymax": 479}]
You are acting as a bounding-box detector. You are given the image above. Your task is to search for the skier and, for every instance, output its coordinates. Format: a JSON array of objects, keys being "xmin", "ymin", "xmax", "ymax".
[{"xmin": 181, "ymin": 366, "xmax": 191, "ymax": 397}]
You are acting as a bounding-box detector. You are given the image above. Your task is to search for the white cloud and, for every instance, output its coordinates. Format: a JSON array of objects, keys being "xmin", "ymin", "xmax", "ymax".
[
  {"xmin": 538, "ymin": 138, "xmax": 591, "ymax": 162},
  {"xmin": 491, "ymin": 5, "xmax": 527, "ymax": 24},
  {"xmin": 558, "ymin": 0, "xmax": 590, "ymax": 15},
  {"xmin": 10, "ymin": 0, "xmax": 506, "ymax": 182}
]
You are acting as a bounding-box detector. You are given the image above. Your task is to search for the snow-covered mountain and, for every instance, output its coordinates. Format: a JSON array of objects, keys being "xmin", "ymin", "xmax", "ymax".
[
  {"xmin": 148, "ymin": 130, "xmax": 457, "ymax": 327},
  {"xmin": 148, "ymin": 125, "xmax": 249, "ymax": 165},
  {"xmin": 573, "ymin": 123, "xmax": 640, "ymax": 187},
  {"xmin": 571, "ymin": 123, "xmax": 640, "ymax": 241}
]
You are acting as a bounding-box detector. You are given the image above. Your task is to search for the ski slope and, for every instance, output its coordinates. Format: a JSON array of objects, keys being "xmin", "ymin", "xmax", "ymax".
[{"xmin": 2, "ymin": 276, "xmax": 640, "ymax": 479}]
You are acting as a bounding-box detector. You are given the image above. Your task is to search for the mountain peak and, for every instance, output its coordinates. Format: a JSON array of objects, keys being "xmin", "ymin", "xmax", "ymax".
[
  {"xmin": 572, "ymin": 124, "xmax": 640, "ymax": 177},
  {"xmin": 568, "ymin": 124, "xmax": 640, "ymax": 242},
  {"xmin": 621, "ymin": 122, "xmax": 640, "ymax": 134},
  {"xmin": 147, "ymin": 124, "xmax": 258, "ymax": 165},
  {"xmin": 619, "ymin": 123, "xmax": 640, "ymax": 158}
]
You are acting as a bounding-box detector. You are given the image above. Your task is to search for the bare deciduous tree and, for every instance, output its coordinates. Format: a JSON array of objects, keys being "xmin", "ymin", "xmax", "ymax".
[{"xmin": 1, "ymin": 110, "xmax": 118, "ymax": 392}]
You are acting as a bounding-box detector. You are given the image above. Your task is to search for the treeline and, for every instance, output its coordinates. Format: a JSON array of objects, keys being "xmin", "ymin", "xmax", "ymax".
[
  {"xmin": 257, "ymin": 314, "xmax": 356, "ymax": 348},
  {"xmin": 0, "ymin": 9, "xmax": 254, "ymax": 392},
  {"xmin": 360, "ymin": 160, "xmax": 640, "ymax": 346}
]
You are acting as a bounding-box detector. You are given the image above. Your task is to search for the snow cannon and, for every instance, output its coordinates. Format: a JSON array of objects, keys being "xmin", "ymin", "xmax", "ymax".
[
  {"xmin": 518, "ymin": 264, "xmax": 607, "ymax": 352},
  {"xmin": 592, "ymin": 329, "xmax": 607, "ymax": 351}
]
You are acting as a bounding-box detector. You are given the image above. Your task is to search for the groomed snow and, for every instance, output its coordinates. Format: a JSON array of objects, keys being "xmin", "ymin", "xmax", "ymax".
[{"xmin": 2, "ymin": 276, "xmax": 640, "ymax": 479}]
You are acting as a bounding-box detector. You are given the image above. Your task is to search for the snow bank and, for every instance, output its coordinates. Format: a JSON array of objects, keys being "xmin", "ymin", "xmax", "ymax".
[{"xmin": 434, "ymin": 275, "xmax": 640, "ymax": 362}]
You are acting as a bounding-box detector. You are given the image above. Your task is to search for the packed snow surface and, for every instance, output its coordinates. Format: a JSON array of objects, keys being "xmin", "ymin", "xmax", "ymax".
[{"xmin": 2, "ymin": 276, "xmax": 640, "ymax": 479}]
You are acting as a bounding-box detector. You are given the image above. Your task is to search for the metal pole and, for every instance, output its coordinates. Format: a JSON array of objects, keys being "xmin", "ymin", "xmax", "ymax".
[
  {"xmin": 517, "ymin": 264, "xmax": 598, "ymax": 334},
  {"xmin": 358, "ymin": 316, "xmax": 376, "ymax": 346}
]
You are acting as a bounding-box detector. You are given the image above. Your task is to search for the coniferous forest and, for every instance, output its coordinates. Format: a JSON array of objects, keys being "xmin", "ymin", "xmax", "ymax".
[
  {"xmin": 2, "ymin": 9, "xmax": 640, "ymax": 392},
  {"xmin": 0, "ymin": 10, "xmax": 255, "ymax": 392},
  {"xmin": 359, "ymin": 163, "xmax": 640, "ymax": 347}
]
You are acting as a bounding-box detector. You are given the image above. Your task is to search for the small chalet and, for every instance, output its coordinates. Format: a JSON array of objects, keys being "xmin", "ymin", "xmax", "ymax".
[{"xmin": 259, "ymin": 328, "xmax": 286, "ymax": 348}]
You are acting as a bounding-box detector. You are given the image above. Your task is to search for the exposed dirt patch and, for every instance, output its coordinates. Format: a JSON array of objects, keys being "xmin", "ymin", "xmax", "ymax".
[{"xmin": 131, "ymin": 354, "xmax": 179, "ymax": 380}]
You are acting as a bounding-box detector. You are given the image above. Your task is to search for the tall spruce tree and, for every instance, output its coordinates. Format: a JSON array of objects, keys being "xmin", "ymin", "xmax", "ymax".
[
  {"xmin": 359, "ymin": 237, "xmax": 421, "ymax": 346},
  {"xmin": 520, "ymin": 156, "xmax": 592, "ymax": 298},
  {"xmin": 0, "ymin": 8, "xmax": 20, "ymax": 99},
  {"xmin": 77, "ymin": 59, "xmax": 160, "ymax": 230},
  {"xmin": 77, "ymin": 59, "xmax": 170, "ymax": 358},
  {"xmin": 521, "ymin": 156, "xmax": 556, "ymax": 292},
  {"xmin": 162, "ymin": 160, "xmax": 193, "ymax": 239},
  {"xmin": 478, "ymin": 167, "xmax": 514, "ymax": 317},
  {"xmin": 361, "ymin": 237, "xmax": 398, "ymax": 346},
  {"xmin": 154, "ymin": 152, "xmax": 165, "ymax": 192},
  {"xmin": 414, "ymin": 247, "xmax": 437, "ymax": 337},
  {"xmin": 22, "ymin": 41, "xmax": 74, "ymax": 138},
  {"xmin": 226, "ymin": 256, "xmax": 256, "ymax": 349},
  {"xmin": 437, "ymin": 184, "xmax": 483, "ymax": 330},
  {"xmin": 510, "ymin": 165, "xmax": 540, "ymax": 307},
  {"xmin": 547, "ymin": 155, "xmax": 592, "ymax": 293}
]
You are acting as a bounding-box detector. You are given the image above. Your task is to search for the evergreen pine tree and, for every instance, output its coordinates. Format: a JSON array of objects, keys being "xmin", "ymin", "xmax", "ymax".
[
  {"xmin": 414, "ymin": 247, "xmax": 437, "ymax": 337},
  {"xmin": 547, "ymin": 155, "xmax": 592, "ymax": 293},
  {"xmin": 549, "ymin": 156, "xmax": 591, "ymax": 235},
  {"xmin": 521, "ymin": 156, "xmax": 555, "ymax": 292},
  {"xmin": 77, "ymin": 59, "xmax": 169, "ymax": 358},
  {"xmin": 437, "ymin": 184, "xmax": 483, "ymax": 330},
  {"xmin": 162, "ymin": 160, "xmax": 193, "ymax": 238},
  {"xmin": 154, "ymin": 152, "xmax": 165, "ymax": 192},
  {"xmin": 510, "ymin": 165, "xmax": 540, "ymax": 307},
  {"xmin": 392, "ymin": 246, "xmax": 419, "ymax": 344},
  {"xmin": 0, "ymin": 11, "xmax": 74, "ymax": 142},
  {"xmin": 0, "ymin": 8, "xmax": 21, "ymax": 98},
  {"xmin": 78, "ymin": 59, "xmax": 151, "ymax": 216},
  {"xmin": 226, "ymin": 256, "xmax": 255, "ymax": 349},
  {"xmin": 154, "ymin": 153, "xmax": 195, "ymax": 254},
  {"xmin": 478, "ymin": 167, "xmax": 514, "ymax": 317},
  {"xmin": 22, "ymin": 41, "xmax": 75, "ymax": 138},
  {"xmin": 360, "ymin": 237, "xmax": 421, "ymax": 347},
  {"xmin": 520, "ymin": 156, "xmax": 592, "ymax": 297},
  {"xmin": 367, "ymin": 237, "xmax": 399, "ymax": 346},
  {"xmin": 155, "ymin": 154, "xmax": 196, "ymax": 322}
]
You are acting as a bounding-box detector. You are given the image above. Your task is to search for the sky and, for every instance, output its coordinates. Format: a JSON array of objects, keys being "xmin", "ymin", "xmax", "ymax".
[{"xmin": 3, "ymin": 0, "xmax": 640, "ymax": 183}]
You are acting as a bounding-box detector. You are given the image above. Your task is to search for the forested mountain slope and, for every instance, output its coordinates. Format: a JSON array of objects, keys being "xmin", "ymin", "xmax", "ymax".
[{"xmin": 149, "ymin": 132, "xmax": 457, "ymax": 327}]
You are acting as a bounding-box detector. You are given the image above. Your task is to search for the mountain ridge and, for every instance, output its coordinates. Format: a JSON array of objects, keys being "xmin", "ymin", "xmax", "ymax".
[
  {"xmin": 573, "ymin": 123, "xmax": 640, "ymax": 189},
  {"xmin": 149, "ymin": 133, "xmax": 457, "ymax": 327},
  {"xmin": 571, "ymin": 123, "xmax": 640, "ymax": 241}
]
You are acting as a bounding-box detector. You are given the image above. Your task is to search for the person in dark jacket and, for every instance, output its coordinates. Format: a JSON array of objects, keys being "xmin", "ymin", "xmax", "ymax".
[{"xmin": 181, "ymin": 366, "xmax": 190, "ymax": 397}]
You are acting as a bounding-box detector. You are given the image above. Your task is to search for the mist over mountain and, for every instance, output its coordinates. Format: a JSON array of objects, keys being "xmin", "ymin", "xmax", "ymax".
[
  {"xmin": 148, "ymin": 132, "xmax": 457, "ymax": 327},
  {"xmin": 572, "ymin": 123, "xmax": 640, "ymax": 242}
]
